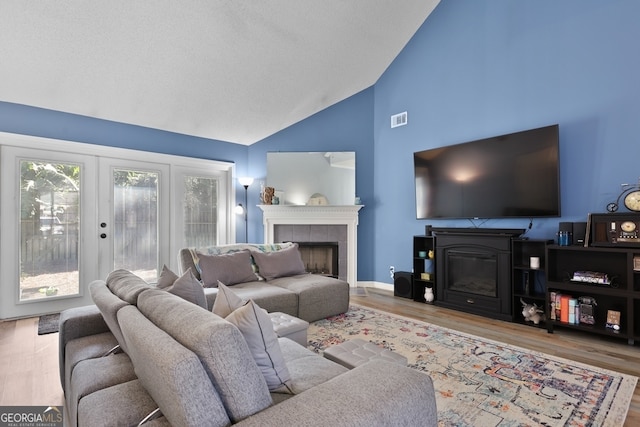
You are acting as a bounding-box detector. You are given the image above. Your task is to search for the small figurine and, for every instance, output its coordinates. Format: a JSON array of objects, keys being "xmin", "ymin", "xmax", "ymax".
[
  {"xmin": 262, "ymin": 186, "xmax": 275, "ymax": 204},
  {"xmin": 424, "ymin": 287, "xmax": 434, "ymax": 303},
  {"xmin": 521, "ymin": 298, "xmax": 545, "ymax": 325}
]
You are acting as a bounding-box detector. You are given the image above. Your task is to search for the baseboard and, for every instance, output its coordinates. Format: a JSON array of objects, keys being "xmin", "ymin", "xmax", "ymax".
[{"xmin": 354, "ymin": 281, "xmax": 393, "ymax": 292}]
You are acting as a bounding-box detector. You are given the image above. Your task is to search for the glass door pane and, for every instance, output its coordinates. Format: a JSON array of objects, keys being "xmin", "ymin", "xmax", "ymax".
[
  {"xmin": 183, "ymin": 176, "xmax": 218, "ymax": 247},
  {"xmin": 112, "ymin": 169, "xmax": 159, "ymax": 282},
  {"xmin": 19, "ymin": 160, "xmax": 80, "ymax": 301}
]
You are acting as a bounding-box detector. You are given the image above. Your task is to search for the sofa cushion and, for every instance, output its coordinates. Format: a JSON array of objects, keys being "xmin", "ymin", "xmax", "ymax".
[
  {"xmin": 157, "ymin": 264, "xmax": 179, "ymax": 289},
  {"xmin": 198, "ymin": 250, "xmax": 257, "ymax": 287},
  {"xmin": 269, "ymin": 274, "xmax": 350, "ymax": 322},
  {"xmin": 179, "ymin": 243, "xmax": 295, "ymax": 281},
  {"xmin": 209, "ymin": 281, "xmax": 299, "ymax": 317},
  {"xmin": 212, "ymin": 281, "xmax": 245, "ymax": 318},
  {"xmin": 250, "ymin": 244, "xmax": 306, "ymax": 281},
  {"xmin": 58, "ymin": 303, "xmax": 111, "ymax": 393},
  {"xmin": 118, "ymin": 305, "xmax": 231, "ymax": 427},
  {"xmin": 69, "ymin": 352, "xmax": 137, "ymax": 426},
  {"xmin": 90, "ymin": 281, "xmax": 131, "ymax": 352},
  {"xmin": 105, "ymin": 269, "xmax": 151, "ymax": 304},
  {"xmin": 226, "ymin": 300, "xmax": 292, "ymax": 394},
  {"xmin": 166, "ymin": 268, "xmax": 207, "ymax": 309},
  {"xmin": 136, "ymin": 289, "xmax": 273, "ymax": 422},
  {"xmin": 232, "ymin": 360, "xmax": 438, "ymax": 427},
  {"xmin": 64, "ymin": 331, "xmax": 119, "ymax": 399},
  {"xmin": 78, "ymin": 379, "xmax": 170, "ymax": 427},
  {"xmin": 277, "ymin": 338, "xmax": 348, "ymax": 394}
]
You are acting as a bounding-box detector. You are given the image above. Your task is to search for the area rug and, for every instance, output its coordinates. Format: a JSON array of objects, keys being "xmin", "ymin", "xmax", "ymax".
[
  {"xmin": 38, "ymin": 313, "xmax": 60, "ymax": 335},
  {"xmin": 307, "ymin": 304, "xmax": 637, "ymax": 427}
]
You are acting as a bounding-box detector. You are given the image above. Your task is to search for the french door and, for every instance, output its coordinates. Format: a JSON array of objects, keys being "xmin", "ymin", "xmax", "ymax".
[
  {"xmin": 97, "ymin": 158, "xmax": 170, "ymax": 282},
  {"xmin": 0, "ymin": 138, "xmax": 234, "ymax": 319},
  {"xmin": 1, "ymin": 146, "xmax": 98, "ymax": 318}
]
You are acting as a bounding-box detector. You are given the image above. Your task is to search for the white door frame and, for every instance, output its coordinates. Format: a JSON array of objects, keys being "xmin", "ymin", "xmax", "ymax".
[
  {"xmin": 97, "ymin": 157, "xmax": 171, "ymax": 281},
  {"xmin": 0, "ymin": 145, "xmax": 98, "ymax": 319}
]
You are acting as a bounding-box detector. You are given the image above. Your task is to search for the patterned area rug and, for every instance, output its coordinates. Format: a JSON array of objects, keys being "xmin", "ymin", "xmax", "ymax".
[{"xmin": 307, "ymin": 304, "xmax": 637, "ymax": 427}]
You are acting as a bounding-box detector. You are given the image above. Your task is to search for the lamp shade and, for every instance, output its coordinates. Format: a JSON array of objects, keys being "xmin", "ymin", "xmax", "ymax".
[{"xmin": 238, "ymin": 177, "xmax": 254, "ymax": 187}]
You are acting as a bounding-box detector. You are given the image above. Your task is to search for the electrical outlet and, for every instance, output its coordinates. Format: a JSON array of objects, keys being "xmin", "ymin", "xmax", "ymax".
[{"xmin": 389, "ymin": 265, "xmax": 395, "ymax": 279}]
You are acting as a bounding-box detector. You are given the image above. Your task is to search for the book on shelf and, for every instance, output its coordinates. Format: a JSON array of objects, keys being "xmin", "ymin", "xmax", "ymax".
[
  {"xmin": 571, "ymin": 271, "xmax": 610, "ymax": 285},
  {"xmin": 560, "ymin": 295, "xmax": 570, "ymax": 323},
  {"xmin": 554, "ymin": 293, "xmax": 581, "ymax": 325},
  {"xmin": 606, "ymin": 310, "xmax": 621, "ymax": 332}
]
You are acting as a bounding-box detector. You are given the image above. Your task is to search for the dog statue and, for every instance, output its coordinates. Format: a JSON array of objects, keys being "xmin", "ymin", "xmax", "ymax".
[{"xmin": 521, "ymin": 298, "xmax": 545, "ymax": 325}]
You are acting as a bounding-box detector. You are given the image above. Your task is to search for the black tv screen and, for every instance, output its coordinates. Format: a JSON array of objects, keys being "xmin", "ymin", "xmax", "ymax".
[{"xmin": 414, "ymin": 124, "xmax": 560, "ymax": 219}]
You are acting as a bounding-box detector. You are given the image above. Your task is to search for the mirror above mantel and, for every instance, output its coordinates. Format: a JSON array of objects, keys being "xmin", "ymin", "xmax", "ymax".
[{"xmin": 266, "ymin": 152, "xmax": 356, "ymax": 205}]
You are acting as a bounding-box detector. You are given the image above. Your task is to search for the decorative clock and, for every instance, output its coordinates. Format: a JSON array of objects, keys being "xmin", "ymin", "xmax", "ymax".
[{"xmin": 606, "ymin": 179, "xmax": 640, "ymax": 212}]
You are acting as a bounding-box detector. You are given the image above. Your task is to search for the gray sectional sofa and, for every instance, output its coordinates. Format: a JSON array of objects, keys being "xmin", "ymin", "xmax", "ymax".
[
  {"xmin": 59, "ymin": 269, "xmax": 438, "ymax": 426},
  {"xmin": 177, "ymin": 242, "xmax": 350, "ymax": 322}
]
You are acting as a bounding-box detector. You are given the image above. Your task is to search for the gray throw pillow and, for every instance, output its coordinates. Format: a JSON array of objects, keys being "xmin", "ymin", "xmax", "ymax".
[
  {"xmin": 251, "ymin": 243, "xmax": 306, "ymax": 281},
  {"xmin": 198, "ymin": 250, "xmax": 257, "ymax": 288},
  {"xmin": 226, "ymin": 300, "xmax": 292, "ymax": 394},
  {"xmin": 212, "ymin": 281, "xmax": 246, "ymax": 318},
  {"xmin": 167, "ymin": 268, "xmax": 207, "ymax": 309},
  {"xmin": 157, "ymin": 264, "xmax": 179, "ymax": 289}
]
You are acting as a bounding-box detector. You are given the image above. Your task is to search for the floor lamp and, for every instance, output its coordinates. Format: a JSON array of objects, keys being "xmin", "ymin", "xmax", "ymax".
[{"xmin": 237, "ymin": 177, "xmax": 254, "ymax": 243}]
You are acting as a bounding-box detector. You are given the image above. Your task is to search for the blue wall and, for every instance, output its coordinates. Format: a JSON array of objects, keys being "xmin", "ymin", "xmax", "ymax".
[
  {"xmin": 370, "ymin": 0, "xmax": 640, "ymax": 282},
  {"xmin": 248, "ymin": 88, "xmax": 375, "ymax": 278},
  {"xmin": 251, "ymin": 0, "xmax": 640, "ymax": 284}
]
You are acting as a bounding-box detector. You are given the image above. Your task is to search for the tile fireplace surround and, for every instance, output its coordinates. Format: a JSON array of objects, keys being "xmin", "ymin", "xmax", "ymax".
[{"xmin": 259, "ymin": 205, "xmax": 363, "ymax": 287}]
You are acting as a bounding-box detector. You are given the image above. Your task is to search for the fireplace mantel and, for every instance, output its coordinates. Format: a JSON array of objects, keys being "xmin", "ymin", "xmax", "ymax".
[{"xmin": 259, "ymin": 205, "xmax": 363, "ymax": 287}]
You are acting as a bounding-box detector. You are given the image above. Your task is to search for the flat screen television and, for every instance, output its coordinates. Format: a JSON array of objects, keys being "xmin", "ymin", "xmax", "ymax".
[{"xmin": 414, "ymin": 124, "xmax": 560, "ymax": 219}]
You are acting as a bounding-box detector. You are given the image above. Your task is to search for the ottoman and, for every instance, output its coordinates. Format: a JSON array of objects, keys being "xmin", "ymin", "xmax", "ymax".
[
  {"xmin": 269, "ymin": 312, "xmax": 309, "ymax": 346},
  {"xmin": 323, "ymin": 338, "xmax": 408, "ymax": 369}
]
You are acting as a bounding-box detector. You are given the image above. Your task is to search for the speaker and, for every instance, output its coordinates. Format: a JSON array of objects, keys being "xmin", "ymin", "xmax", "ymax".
[
  {"xmin": 425, "ymin": 225, "xmax": 433, "ymax": 236},
  {"xmin": 558, "ymin": 222, "xmax": 573, "ymax": 233},
  {"xmin": 573, "ymin": 221, "xmax": 587, "ymax": 245},
  {"xmin": 394, "ymin": 271, "xmax": 413, "ymax": 299}
]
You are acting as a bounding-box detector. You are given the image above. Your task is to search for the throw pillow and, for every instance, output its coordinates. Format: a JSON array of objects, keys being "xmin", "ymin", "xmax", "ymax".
[
  {"xmin": 212, "ymin": 281, "xmax": 246, "ymax": 318},
  {"xmin": 226, "ymin": 300, "xmax": 292, "ymax": 394},
  {"xmin": 198, "ymin": 250, "xmax": 257, "ymax": 288},
  {"xmin": 251, "ymin": 243, "xmax": 306, "ymax": 281},
  {"xmin": 166, "ymin": 268, "xmax": 208, "ymax": 309},
  {"xmin": 157, "ymin": 264, "xmax": 179, "ymax": 289}
]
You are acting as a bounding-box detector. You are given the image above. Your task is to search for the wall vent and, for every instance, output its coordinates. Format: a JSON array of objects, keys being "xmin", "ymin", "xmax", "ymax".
[{"xmin": 390, "ymin": 111, "xmax": 408, "ymax": 128}]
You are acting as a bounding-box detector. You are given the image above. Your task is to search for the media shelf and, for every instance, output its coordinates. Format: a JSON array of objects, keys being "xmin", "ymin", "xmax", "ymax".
[
  {"xmin": 512, "ymin": 239, "xmax": 552, "ymax": 327},
  {"xmin": 545, "ymin": 244, "xmax": 639, "ymax": 345},
  {"xmin": 413, "ymin": 236, "xmax": 435, "ymax": 303}
]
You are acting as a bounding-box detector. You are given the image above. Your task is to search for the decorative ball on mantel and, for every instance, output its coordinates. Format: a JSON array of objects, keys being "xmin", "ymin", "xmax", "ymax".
[{"xmin": 307, "ymin": 193, "xmax": 329, "ymax": 205}]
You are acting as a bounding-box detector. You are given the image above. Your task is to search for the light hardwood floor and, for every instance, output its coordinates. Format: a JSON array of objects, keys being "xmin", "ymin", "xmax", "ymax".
[
  {"xmin": 1, "ymin": 287, "xmax": 638, "ymax": 425},
  {"xmin": 0, "ymin": 315, "xmax": 64, "ymax": 407}
]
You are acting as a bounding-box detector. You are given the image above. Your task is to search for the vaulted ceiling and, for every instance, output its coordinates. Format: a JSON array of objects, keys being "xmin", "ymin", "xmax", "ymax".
[{"xmin": 1, "ymin": 1, "xmax": 440, "ymax": 145}]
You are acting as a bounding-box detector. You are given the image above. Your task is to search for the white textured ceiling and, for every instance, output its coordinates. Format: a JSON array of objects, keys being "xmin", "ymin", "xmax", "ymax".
[{"xmin": 0, "ymin": 1, "xmax": 439, "ymax": 145}]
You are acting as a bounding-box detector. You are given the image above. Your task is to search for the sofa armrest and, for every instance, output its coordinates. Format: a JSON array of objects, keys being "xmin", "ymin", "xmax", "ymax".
[
  {"xmin": 58, "ymin": 304, "xmax": 109, "ymax": 390},
  {"xmin": 235, "ymin": 360, "xmax": 438, "ymax": 426}
]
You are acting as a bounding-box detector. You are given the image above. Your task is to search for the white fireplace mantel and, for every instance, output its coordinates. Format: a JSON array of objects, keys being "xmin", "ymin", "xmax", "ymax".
[{"xmin": 259, "ymin": 204, "xmax": 363, "ymax": 287}]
